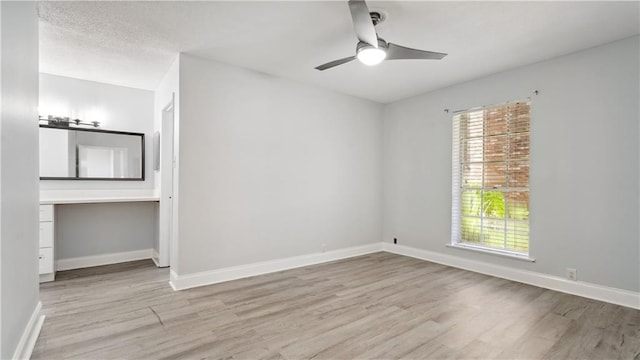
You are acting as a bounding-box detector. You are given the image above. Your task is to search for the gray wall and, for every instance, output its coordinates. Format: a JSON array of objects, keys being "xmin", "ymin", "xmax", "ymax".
[
  {"xmin": 0, "ymin": 2, "xmax": 40, "ymax": 358},
  {"xmin": 383, "ymin": 36, "xmax": 639, "ymax": 292},
  {"xmin": 176, "ymin": 54, "xmax": 383, "ymax": 276},
  {"xmin": 56, "ymin": 202, "xmax": 156, "ymax": 259}
]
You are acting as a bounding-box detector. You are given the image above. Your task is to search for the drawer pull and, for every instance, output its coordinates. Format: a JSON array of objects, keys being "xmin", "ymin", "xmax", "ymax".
[{"xmin": 39, "ymin": 255, "xmax": 44, "ymax": 260}]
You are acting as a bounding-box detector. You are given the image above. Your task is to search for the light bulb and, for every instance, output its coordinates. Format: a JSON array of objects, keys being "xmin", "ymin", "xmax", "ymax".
[{"xmin": 357, "ymin": 47, "xmax": 386, "ymax": 66}]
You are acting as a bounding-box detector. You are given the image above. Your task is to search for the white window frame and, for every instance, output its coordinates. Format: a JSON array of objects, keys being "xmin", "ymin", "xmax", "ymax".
[{"xmin": 450, "ymin": 100, "xmax": 533, "ymax": 261}]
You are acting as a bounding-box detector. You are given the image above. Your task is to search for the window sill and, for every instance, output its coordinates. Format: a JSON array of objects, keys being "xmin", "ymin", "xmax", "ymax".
[{"xmin": 446, "ymin": 243, "xmax": 535, "ymax": 262}]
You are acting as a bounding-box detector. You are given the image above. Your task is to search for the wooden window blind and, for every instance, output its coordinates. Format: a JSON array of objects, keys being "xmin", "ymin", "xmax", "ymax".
[{"xmin": 451, "ymin": 100, "xmax": 530, "ymax": 254}]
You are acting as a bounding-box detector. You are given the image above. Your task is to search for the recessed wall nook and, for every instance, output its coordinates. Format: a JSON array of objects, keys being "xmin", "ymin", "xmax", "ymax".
[{"xmin": 38, "ymin": 73, "xmax": 165, "ymax": 282}]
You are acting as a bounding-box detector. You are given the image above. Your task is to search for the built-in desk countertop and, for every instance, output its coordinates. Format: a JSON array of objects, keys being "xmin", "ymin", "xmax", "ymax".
[{"xmin": 40, "ymin": 190, "xmax": 160, "ymax": 205}]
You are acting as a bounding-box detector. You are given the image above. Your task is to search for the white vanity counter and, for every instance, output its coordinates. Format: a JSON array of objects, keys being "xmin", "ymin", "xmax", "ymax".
[{"xmin": 40, "ymin": 189, "xmax": 160, "ymax": 204}]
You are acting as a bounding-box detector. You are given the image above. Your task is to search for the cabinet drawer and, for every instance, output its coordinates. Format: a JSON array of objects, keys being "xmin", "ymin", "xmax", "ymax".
[
  {"xmin": 39, "ymin": 205, "xmax": 53, "ymax": 222},
  {"xmin": 39, "ymin": 247, "xmax": 54, "ymax": 274},
  {"xmin": 39, "ymin": 222, "xmax": 54, "ymax": 248}
]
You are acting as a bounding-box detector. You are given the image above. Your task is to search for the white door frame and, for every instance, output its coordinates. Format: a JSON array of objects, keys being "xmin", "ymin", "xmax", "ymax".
[{"xmin": 158, "ymin": 94, "xmax": 175, "ymax": 267}]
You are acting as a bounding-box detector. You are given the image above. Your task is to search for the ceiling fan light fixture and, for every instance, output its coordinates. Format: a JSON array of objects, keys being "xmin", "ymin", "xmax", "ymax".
[
  {"xmin": 357, "ymin": 46, "xmax": 386, "ymax": 66},
  {"xmin": 314, "ymin": 0, "xmax": 447, "ymax": 71}
]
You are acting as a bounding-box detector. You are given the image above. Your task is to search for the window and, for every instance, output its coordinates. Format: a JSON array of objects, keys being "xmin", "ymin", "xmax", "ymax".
[{"xmin": 451, "ymin": 100, "xmax": 530, "ymax": 256}]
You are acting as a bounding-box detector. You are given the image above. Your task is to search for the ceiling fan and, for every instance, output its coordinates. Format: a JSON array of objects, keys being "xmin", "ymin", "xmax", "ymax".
[{"xmin": 315, "ymin": 0, "xmax": 447, "ymax": 71}]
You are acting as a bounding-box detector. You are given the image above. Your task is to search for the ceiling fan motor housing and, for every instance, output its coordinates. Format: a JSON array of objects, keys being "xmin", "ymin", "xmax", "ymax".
[
  {"xmin": 356, "ymin": 38, "xmax": 388, "ymax": 53},
  {"xmin": 369, "ymin": 10, "xmax": 387, "ymax": 26},
  {"xmin": 370, "ymin": 11, "xmax": 382, "ymax": 25}
]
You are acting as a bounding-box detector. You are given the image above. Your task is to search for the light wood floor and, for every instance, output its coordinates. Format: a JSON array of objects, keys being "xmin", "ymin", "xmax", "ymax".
[{"xmin": 33, "ymin": 252, "xmax": 639, "ymax": 359}]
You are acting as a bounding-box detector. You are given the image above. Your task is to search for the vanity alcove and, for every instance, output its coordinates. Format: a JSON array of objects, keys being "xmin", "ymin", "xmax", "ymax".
[{"xmin": 38, "ymin": 123, "xmax": 162, "ymax": 282}]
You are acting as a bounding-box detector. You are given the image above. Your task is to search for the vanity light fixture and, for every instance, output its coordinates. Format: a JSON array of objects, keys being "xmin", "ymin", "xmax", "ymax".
[{"xmin": 39, "ymin": 115, "xmax": 100, "ymax": 128}]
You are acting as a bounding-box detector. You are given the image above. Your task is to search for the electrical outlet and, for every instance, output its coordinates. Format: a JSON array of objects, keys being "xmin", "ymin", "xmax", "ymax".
[
  {"xmin": 566, "ymin": 268, "xmax": 577, "ymax": 281},
  {"xmin": 321, "ymin": 243, "xmax": 326, "ymax": 253}
]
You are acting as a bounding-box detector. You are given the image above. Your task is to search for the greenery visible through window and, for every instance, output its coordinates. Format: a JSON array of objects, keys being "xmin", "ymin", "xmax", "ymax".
[{"xmin": 452, "ymin": 101, "xmax": 530, "ymax": 254}]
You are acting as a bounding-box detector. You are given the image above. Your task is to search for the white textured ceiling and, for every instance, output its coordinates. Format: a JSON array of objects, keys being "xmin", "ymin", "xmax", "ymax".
[{"xmin": 38, "ymin": 1, "xmax": 639, "ymax": 103}]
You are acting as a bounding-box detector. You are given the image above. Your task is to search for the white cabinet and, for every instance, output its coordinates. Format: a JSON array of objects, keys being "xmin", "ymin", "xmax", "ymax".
[
  {"xmin": 39, "ymin": 221, "xmax": 54, "ymax": 247},
  {"xmin": 39, "ymin": 248, "xmax": 54, "ymax": 275},
  {"xmin": 39, "ymin": 204, "xmax": 55, "ymax": 282}
]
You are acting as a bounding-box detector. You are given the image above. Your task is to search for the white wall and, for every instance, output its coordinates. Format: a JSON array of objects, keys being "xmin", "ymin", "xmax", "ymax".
[
  {"xmin": 39, "ymin": 128, "xmax": 69, "ymax": 177},
  {"xmin": 39, "ymin": 73, "xmax": 155, "ymax": 191},
  {"xmin": 176, "ymin": 54, "xmax": 383, "ymax": 276},
  {"xmin": 383, "ymin": 36, "xmax": 639, "ymax": 292},
  {"xmin": 0, "ymin": 2, "xmax": 40, "ymax": 358}
]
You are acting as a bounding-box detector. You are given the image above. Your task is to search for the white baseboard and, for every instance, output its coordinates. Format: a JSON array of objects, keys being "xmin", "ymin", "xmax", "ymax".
[
  {"xmin": 56, "ymin": 248, "xmax": 153, "ymax": 271},
  {"xmin": 169, "ymin": 270, "xmax": 179, "ymax": 291},
  {"xmin": 12, "ymin": 301, "xmax": 45, "ymax": 360},
  {"xmin": 169, "ymin": 243, "xmax": 382, "ymax": 290},
  {"xmin": 167, "ymin": 241, "xmax": 639, "ymax": 309},
  {"xmin": 151, "ymin": 249, "xmax": 160, "ymax": 267},
  {"xmin": 39, "ymin": 273, "xmax": 55, "ymax": 283},
  {"xmin": 382, "ymin": 243, "xmax": 640, "ymax": 310}
]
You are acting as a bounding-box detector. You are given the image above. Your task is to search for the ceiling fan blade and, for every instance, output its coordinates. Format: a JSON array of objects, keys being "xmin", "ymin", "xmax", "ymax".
[
  {"xmin": 315, "ymin": 56, "xmax": 356, "ymax": 71},
  {"xmin": 386, "ymin": 43, "xmax": 447, "ymax": 60},
  {"xmin": 348, "ymin": 0, "xmax": 378, "ymax": 48}
]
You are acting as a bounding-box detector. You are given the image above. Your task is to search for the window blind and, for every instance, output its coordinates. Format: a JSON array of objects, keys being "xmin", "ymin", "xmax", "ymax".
[{"xmin": 451, "ymin": 101, "xmax": 530, "ymax": 254}]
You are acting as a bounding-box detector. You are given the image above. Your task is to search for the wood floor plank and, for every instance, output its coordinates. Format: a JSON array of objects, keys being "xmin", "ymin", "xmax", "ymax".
[{"xmin": 32, "ymin": 253, "xmax": 640, "ymax": 359}]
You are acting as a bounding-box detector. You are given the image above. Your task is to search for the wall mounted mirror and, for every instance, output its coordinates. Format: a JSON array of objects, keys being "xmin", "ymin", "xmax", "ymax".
[{"xmin": 39, "ymin": 125, "xmax": 145, "ymax": 180}]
